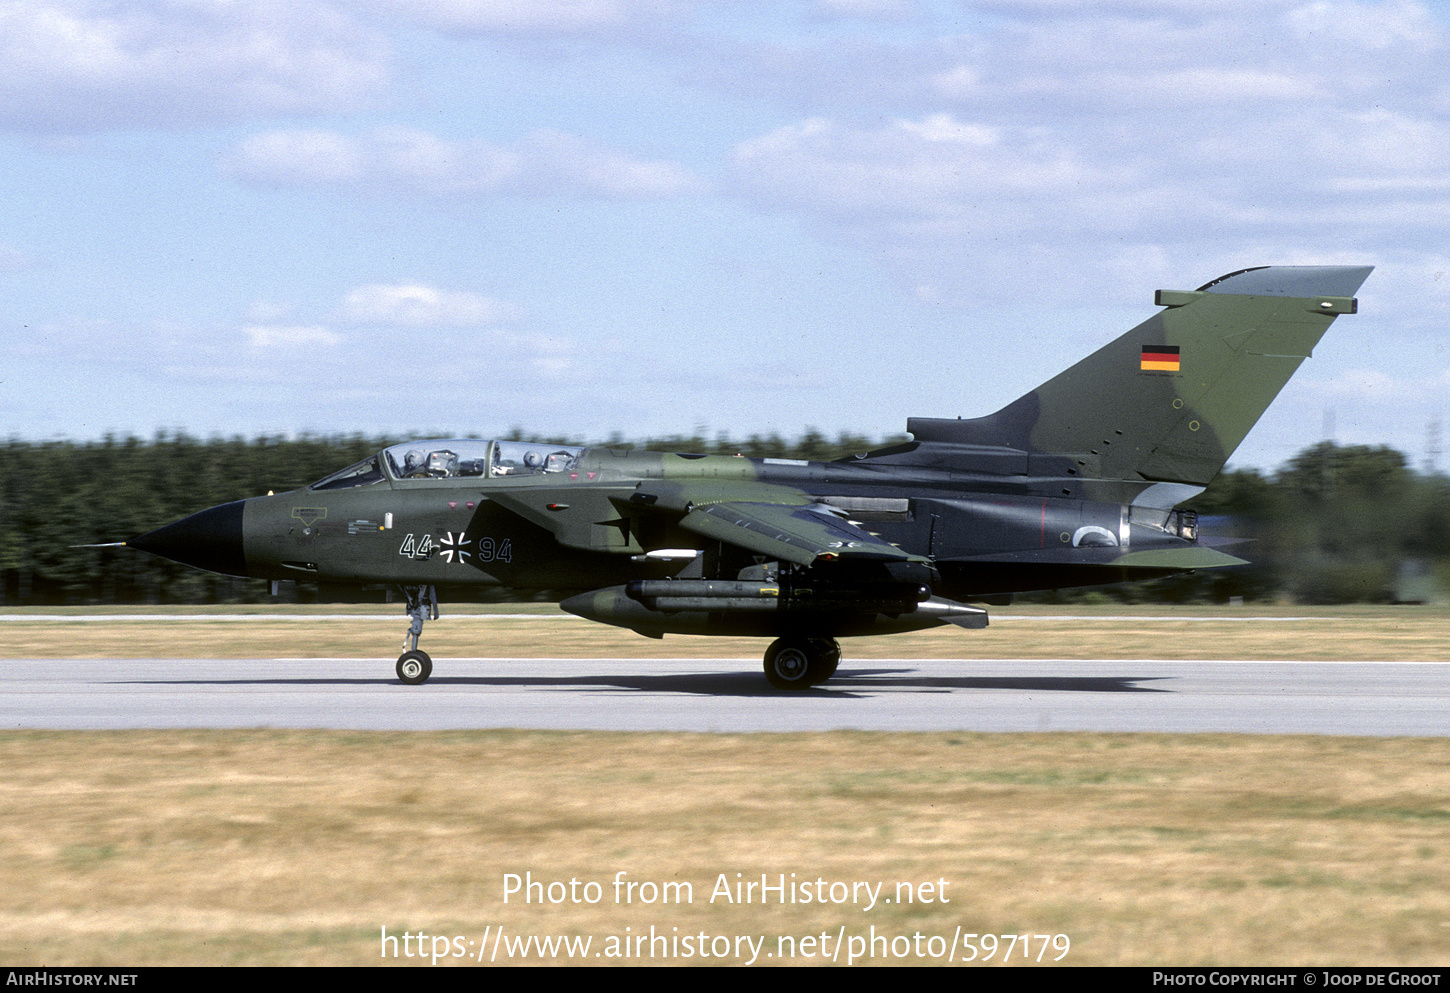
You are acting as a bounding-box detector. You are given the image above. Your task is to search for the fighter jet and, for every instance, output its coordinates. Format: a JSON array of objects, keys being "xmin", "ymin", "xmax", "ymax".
[{"xmin": 125, "ymin": 265, "xmax": 1371, "ymax": 688}]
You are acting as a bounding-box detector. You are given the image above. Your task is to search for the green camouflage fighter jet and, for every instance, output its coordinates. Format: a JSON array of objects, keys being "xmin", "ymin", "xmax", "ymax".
[{"xmin": 125, "ymin": 265, "xmax": 1371, "ymax": 689}]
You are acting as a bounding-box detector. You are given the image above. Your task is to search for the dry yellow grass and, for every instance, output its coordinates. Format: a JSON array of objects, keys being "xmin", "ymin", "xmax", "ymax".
[
  {"xmin": 2, "ymin": 729, "xmax": 1449, "ymax": 966},
  {"xmin": 3, "ymin": 603, "xmax": 1449, "ymax": 661}
]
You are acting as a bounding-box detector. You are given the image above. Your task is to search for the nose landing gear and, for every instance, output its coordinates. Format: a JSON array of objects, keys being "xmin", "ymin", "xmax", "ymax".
[{"xmin": 396, "ymin": 585, "xmax": 438, "ymax": 685}]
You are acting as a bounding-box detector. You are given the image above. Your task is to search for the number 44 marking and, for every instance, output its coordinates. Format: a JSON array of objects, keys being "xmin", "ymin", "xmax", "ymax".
[{"xmin": 398, "ymin": 533, "xmax": 431, "ymax": 558}]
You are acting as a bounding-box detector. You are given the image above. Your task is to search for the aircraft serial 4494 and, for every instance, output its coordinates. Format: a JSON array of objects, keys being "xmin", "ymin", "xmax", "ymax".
[{"xmin": 123, "ymin": 265, "xmax": 1371, "ymax": 689}]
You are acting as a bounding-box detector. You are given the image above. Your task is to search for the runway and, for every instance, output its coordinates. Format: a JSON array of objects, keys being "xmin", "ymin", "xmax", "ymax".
[{"xmin": 2, "ymin": 656, "xmax": 1447, "ymax": 735}]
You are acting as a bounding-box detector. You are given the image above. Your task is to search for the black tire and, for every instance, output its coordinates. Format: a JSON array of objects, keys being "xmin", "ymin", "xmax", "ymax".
[
  {"xmin": 810, "ymin": 638, "xmax": 841, "ymax": 682},
  {"xmin": 764, "ymin": 638, "xmax": 818, "ymax": 690},
  {"xmin": 396, "ymin": 650, "xmax": 433, "ymax": 685}
]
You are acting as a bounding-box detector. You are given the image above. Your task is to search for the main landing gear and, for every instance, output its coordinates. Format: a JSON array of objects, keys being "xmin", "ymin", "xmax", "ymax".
[
  {"xmin": 396, "ymin": 585, "xmax": 438, "ymax": 685},
  {"xmin": 763, "ymin": 637, "xmax": 841, "ymax": 690}
]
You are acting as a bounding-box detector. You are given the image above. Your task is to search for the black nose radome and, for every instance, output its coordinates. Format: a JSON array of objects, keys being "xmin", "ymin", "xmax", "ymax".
[{"xmin": 128, "ymin": 500, "xmax": 248, "ymax": 577}]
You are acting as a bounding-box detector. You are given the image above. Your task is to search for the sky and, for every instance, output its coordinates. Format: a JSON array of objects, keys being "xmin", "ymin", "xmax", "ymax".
[{"xmin": 2, "ymin": 0, "xmax": 1448, "ymax": 473}]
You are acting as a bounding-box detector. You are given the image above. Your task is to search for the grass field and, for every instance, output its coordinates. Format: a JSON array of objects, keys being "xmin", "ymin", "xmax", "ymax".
[
  {"xmin": 4, "ymin": 602, "xmax": 1449, "ymax": 662},
  {"xmin": 2, "ymin": 605, "xmax": 1448, "ymax": 966}
]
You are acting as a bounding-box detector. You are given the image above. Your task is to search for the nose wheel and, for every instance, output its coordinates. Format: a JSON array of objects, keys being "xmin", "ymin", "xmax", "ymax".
[
  {"xmin": 396, "ymin": 585, "xmax": 438, "ymax": 685},
  {"xmin": 763, "ymin": 637, "xmax": 840, "ymax": 690},
  {"xmin": 397, "ymin": 649, "xmax": 433, "ymax": 685}
]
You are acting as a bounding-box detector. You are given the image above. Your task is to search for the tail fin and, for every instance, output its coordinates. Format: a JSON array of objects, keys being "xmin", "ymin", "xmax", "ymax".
[{"xmin": 907, "ymin": 265, "xmax": 1372, "ymax": 486}]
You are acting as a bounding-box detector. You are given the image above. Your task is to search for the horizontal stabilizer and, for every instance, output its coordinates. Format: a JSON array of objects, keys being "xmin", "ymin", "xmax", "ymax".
[{"xmin": 945, "ymin": 545, "xmax": 1249, "ymax": 570}]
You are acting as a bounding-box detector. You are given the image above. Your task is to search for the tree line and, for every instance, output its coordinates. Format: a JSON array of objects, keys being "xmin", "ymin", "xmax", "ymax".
[
  {"xmin": 1, "ymin": 432, "xmax": 1444, "ymax": 605},
  {"xmin": 1173, "ymin": 441, "xmax": 1449, "ymax": 605}
]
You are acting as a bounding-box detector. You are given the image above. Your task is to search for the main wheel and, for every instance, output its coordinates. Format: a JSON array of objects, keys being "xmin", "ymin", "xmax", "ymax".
[
  {"xmin": 396, "ymin": 650, "xmax": 433, "ymax": 685},
  {"xmin": 809, "ymin": 638, "xmax": 841, "ymax": 681},
  {"xmin": 764, "ymin": 638, "xmax": 832, "ymax": 690}
]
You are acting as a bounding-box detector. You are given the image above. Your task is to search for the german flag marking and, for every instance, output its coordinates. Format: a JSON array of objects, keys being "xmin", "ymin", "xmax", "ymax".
[{"xmin": 1141, "ymin": 344, "xmax": 1180, "ymax": 372}]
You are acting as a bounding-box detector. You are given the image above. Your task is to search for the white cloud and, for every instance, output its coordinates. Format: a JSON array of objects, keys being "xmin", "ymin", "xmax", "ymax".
[
  {"xmin": 222, "ymin": 126, "xmax": 706, "ymax": 199},
  {"xmin": 224, "ymin": 130, "xmax": 372, "ymax": 186},
  {"xmin": 717, "ymin": 0, "xmax": 1450, "ymax": 307},
  {"xmin": 340, "ymin": 284, "xmax": 524, "ymax": 327},
  {"xmin": 895, "ymin": 114, "xmax": 999, "ymax": 146},
  {"xmin": 1103, "ymin": 68, "xmax": 1325, "ymax": 103},
  {"xmin": 0, "ymin": 0, "xmax": 391, "ymax": 132},
  {"xmin": 812, "ymin": 0, "xmax": 919, "ymax": 19},
  {"xmin": 971, "ymin": 1, "xmax": 1265, "ymax": 10},
  {"xmin": 523, "ymin": 129, "xmax": 709, "ymax": 198},
  {"xmin": 362, "ymin": 0, "xmax": 680, "ymax": 34},
  {"xmin": 1286, "ymin": 0, "xmax": 1445, "ymax": 50},
  {"xmin": 243, "ymin": 325, "xmax": 344, "ymax": 349},
  {"xmin": 732, "ymin": 114, "xmax": 1123, "ymax": 224}
]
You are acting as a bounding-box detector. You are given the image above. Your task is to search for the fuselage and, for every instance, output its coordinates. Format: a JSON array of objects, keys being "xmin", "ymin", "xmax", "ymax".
[{"xmin": 131, "ymin": 437, "xmax": 1209, "ymax": 605}]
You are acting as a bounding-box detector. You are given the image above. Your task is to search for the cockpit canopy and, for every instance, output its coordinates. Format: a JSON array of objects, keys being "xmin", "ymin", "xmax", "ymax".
[{"xmin": 308, "ymin": 438, "xmax": 586, "ymax": 490}]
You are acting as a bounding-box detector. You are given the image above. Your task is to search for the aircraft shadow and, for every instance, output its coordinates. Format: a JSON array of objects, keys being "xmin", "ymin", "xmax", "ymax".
[{"xmin": 118, "ymin": 667, "xmax": 1172, "ymax": 699}]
